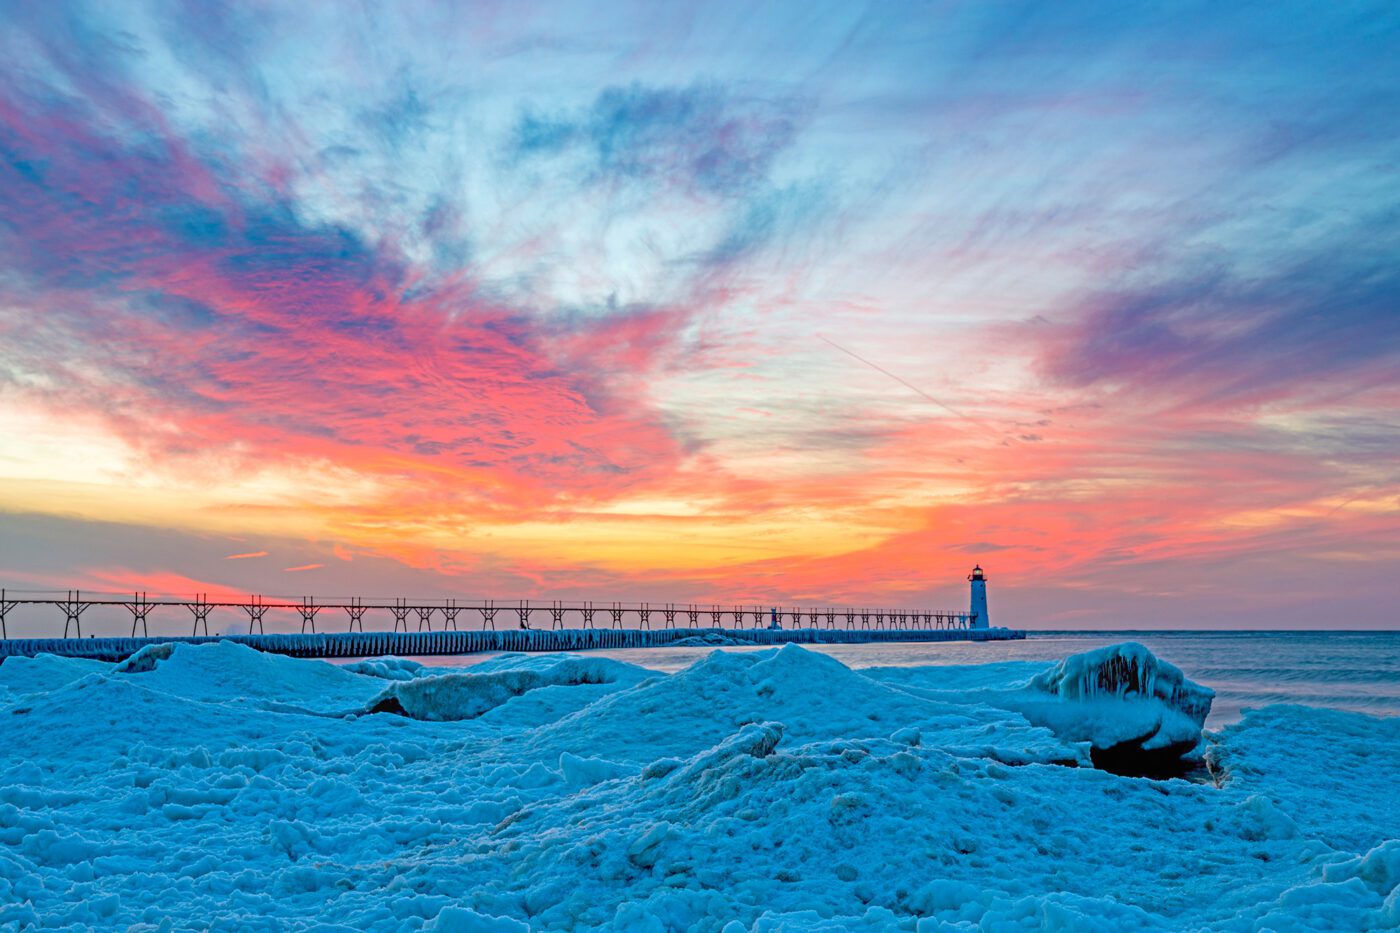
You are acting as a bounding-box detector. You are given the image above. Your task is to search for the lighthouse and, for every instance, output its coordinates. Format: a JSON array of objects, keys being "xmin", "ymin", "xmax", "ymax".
[{"xmin": 968, "ymin": 565, "xmax": 989, "ymax": 629}]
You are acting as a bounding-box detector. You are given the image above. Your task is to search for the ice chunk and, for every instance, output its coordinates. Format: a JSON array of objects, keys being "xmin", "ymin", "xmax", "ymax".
[
  {"xmin": 1011, "ymin": 642, "xmax": 1214, "ymax": 776},
  {"xmin": 340, "ymin": 657, "xmax": 426, "ymax": 681},
  {"xmin": 869, "ymin": 643, "xmax": 1215, "ymax": 775},
  {"xmin": 1229, "ymin": 794, "xmax": 1299, "ymax": 841},
  {"xmin": 113, "ymin": 642, "xmax": 177, "ymax": 673},
  {"xmin": 366, "ymin": 656, "xmax": 639, "ymax": 722},
  {"xmin": 1028, "ymin": 642, "xmax": 1214, "ymax": 728},
  {"xmin": 558, "ymin": 752, "xmax": 632, "ymax": 789},
  {"xmin": 626, "ymin": 820, "xmax": 672, "ymax": 867},
  {"xmin": 1324, "ymin": 839, "xmax": 1400, "ymax": 895}
]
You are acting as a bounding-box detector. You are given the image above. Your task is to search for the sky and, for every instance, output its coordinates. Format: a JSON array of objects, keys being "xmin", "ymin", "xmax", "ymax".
[{"xmin": 1, "ymin": 0, "xmax": 1398, "ymax": 630}]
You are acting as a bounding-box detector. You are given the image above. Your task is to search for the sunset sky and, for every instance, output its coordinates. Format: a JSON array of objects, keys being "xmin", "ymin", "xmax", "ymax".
[{"xmin": 2, "ymin": 1, "xmax": 1397, "ymax": 629}]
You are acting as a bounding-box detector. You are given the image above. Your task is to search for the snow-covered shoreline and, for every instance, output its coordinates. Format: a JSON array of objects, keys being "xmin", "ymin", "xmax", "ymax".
[{"xmin": 2, "ymin": 642, "xmax": 1397, "ymax": 930}]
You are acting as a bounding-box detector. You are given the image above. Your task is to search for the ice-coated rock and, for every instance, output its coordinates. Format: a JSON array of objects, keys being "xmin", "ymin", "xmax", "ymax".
[
  {"xmin": 1029, "ymin": 641, "xmax": 1214, "ymax": 727},
  {"xmin": 1018, "ymin": 642, "xmax": 1215, "ymax": 775}
]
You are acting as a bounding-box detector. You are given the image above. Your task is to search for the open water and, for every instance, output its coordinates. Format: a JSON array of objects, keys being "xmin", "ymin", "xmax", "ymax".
[{"xmin": 424, "ymin": 630, "xmax": 1400, "ymax": 728}]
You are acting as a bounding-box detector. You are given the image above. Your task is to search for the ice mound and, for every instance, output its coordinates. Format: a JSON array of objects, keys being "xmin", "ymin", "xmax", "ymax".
[
  {"xmin": 1248, "ymin": 839, "xmax": 1400, "ymax": 931},
  {"xmin": 341, "ymin": 656, "xmax": 428, "ymax": 681},
  {"xmin": 519, "ymin": 643, "xmax": 1079, "ymax": 768},
  {"xmin": 365, "ymin": 656, "xmax": 648, "ymax": 722},
  {"xmin": 0, "ymin": 653, "xmax": 110, "ymax": 700},
  {"xmin": 1, "ymin": 662, "xmax": 324, "ymax": 764},
  {"xmin": 456, "ymin": 713, "xmax": 1241, "ymax": 930},
  {"xmin": 115, "ymin": 640, "xmax": 385, "ymax": 712}
]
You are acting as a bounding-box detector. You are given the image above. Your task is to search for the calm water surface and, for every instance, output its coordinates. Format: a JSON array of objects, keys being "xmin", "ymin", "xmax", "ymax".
[{"xmin": 414, "ymin": 631, "xmax": 1400, "ymax": 728}]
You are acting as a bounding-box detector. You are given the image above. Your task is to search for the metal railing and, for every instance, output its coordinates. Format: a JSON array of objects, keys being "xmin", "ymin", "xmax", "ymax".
[{"xmin": 0, "ymin": 588, "xmax": 976, "ymax": 638}]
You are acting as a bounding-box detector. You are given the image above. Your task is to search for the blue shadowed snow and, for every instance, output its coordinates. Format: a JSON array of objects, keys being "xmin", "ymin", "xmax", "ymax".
[{"xmin": 0, "ymin": 640, "xmax": 1396, "ymax": 930}]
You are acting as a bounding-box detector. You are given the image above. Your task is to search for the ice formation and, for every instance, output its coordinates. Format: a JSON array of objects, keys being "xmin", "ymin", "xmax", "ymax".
[
  {"xmin": 364, "ymin": 656, "xmax": 650, "ymax": 721},
  {"xmin": 1, "ymin": 640, "xmax": 1396, "ymax": 931},
  {"xmin": 342, "ymin": 657, "xmax": 429, "ymax": 681},
  {"xmin": 1021, "ymin": 641, "xmax": 1215, "ymax": 774},
  {"xmin": 863, "ymin": 642, "xmax": 1216, "ymax": 776},
  {"xmin": 1028, "ymin": 641, "xmax": 1214, "ymax": 726}
]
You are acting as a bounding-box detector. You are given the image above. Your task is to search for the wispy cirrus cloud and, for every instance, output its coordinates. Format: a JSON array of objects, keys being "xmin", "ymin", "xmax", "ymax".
[
  {"xmin": 1039, "ymin": 225, "xmax": 1400, "ymax": 412},
  {"xmin": 511, "ymin": 83, "xmax": 802, "ymax": 197}
]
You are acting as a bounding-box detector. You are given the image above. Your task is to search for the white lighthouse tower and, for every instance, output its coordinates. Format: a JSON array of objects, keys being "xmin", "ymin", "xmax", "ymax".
[{"xmin": 968, "ymin": 565, "xmax": 990, "ymax": 629}]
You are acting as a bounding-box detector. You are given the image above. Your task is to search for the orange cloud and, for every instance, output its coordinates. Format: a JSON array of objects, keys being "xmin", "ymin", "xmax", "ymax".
[{"xmin": 80, "ymin": 568, "xmax": 249, "ymax": 601}]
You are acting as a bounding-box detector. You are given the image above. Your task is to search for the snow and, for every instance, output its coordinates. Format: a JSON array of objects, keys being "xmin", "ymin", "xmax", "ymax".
[
  {"xmin": 0, "ymin": 653, "xmax": 108, "ymax": 705},
  {"xmin": 1206, "ymin": 703, "xmax": 1400, "ymax": 853},
  {"xmin": 1, "ymin": 639, "xmax": 1397, "ymax": 930}
]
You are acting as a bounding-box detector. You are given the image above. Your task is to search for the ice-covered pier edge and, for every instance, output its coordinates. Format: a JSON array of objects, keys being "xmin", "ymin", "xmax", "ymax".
[{"xmin": 0, "ymin": 625, "xmax": 1024, "ymax": 662}]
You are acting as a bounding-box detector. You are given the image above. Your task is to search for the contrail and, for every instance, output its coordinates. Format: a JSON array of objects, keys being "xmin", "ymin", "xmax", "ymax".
[
  {"xmin": 816, "ymin": 333, "xmax": 989, "ymax": 429},
  {"xmin": 1322, "ymin": 488, "xmax": 1386, "ymax": 518}
]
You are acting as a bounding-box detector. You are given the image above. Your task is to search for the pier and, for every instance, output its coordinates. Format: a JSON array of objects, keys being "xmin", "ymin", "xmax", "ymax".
[{"xmin": 0, "ymin": 589, "xmax": 1023, "ymax": 661}]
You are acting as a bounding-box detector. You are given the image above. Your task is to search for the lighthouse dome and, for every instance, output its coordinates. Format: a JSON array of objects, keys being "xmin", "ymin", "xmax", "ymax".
[{"xmin": 969, "ymin": 565, "xmax": 985, "ymax": 581}]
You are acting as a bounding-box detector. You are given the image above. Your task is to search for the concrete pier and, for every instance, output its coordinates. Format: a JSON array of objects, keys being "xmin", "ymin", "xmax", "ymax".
[{"xmin": 0, "ymin": 626, "xmax": 1024, "ymax": 663}]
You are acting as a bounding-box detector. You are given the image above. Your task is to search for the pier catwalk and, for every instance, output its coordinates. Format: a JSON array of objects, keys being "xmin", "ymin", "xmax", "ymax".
[{"xmin": 0, "ymin": 588, "xmax": 1022, "ymax": 661}]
